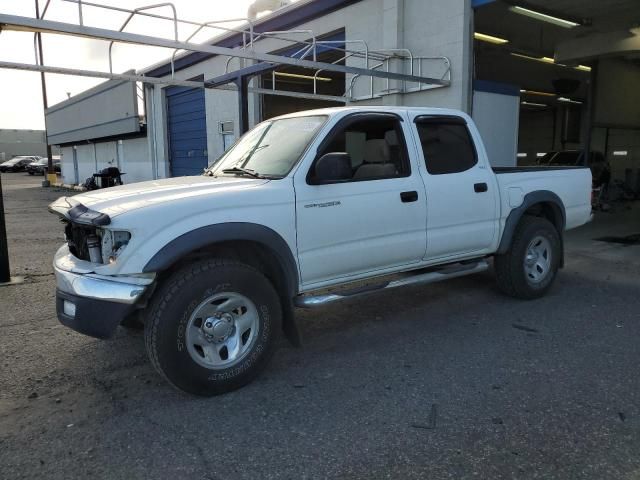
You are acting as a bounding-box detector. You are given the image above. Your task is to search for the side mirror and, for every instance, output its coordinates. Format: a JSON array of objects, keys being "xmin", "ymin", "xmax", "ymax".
[{"xmin": 312, "ymin": 152, "xmax": 352, "ymax": 184}]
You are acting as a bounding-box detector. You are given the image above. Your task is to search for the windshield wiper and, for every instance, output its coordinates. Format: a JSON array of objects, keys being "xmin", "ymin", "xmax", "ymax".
[{"xmin": 221, "ymin": 166, "xmax": 263, "ymax": 178}]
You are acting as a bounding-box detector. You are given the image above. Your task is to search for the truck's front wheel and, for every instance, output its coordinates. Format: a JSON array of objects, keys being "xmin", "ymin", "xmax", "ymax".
[
  {"xmin": 494, "ymin": 216, "xmax": 561, "ymax": 299},
  {"xmin": 144, "ymin": 259, "xmax": 282, "ymax": 396}
]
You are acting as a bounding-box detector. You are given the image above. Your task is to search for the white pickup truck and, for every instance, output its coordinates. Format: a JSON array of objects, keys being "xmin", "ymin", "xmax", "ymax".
[{"xmin": 49, "ymin": 106, "xmax": 593, "ymax": 396}]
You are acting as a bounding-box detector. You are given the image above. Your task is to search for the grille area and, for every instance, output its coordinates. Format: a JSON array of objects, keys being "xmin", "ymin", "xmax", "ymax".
[{"xmin": 64, "ymin": 222, "xmax": 97, "ymax": 262}]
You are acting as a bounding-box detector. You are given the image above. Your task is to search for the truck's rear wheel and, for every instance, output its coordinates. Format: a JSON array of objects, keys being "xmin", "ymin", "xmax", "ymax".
[
  {"xmin": 144, "ymin": 259, "xmax": 282, "ymax": 396},
  {"xmin": 494, "ymin": 216, "xmax": 561, "ymax": 299}
]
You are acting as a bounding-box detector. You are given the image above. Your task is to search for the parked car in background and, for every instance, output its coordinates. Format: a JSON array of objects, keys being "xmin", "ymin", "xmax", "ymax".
[
  {"xmin": 537, "ymin": 150, "xmax": 610, "ymax": 188},
  {"xmin": 0, "ymin": 156, "xmax": 40, "ymax": 172},
  {"xmin": 26, "ymin": 156, "xmax": 61, "ymax": 175}
]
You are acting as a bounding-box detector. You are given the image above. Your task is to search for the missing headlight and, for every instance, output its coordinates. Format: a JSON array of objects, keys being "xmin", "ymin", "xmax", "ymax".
[{"xmin": 100, "ymin": 230, "xmax": 131, "ymax": 264}]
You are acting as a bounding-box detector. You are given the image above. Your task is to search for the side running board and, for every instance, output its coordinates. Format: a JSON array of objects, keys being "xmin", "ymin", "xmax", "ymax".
[{"xmin": 294, "ymin": 259, "xmax": 489, "ymax": 309}]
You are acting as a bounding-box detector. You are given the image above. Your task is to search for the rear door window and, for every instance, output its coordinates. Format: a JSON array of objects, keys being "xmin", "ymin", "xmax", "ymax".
[{"xmin": 415, "ymin": 118, "xmax": 477, "ymax": 175}]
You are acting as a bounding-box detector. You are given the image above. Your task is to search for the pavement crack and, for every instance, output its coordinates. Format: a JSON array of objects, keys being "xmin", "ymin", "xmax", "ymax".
[{"xmin": 511, "ymin": 323, "xmax": 539, "ymax": 333}]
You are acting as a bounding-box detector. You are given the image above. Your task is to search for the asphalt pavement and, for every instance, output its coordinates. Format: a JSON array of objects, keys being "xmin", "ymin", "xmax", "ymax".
[{"xmin": 1, "ymin": 172, "xmax": 639, "ymax": 479}]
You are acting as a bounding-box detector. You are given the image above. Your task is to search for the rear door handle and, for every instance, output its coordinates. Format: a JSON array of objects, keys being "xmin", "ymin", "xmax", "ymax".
[
  {"xmin": 474, "ymin": 182, "xmax": 488, "ymax": 193},
  {"xmin": 400, "ymin": 191, "xmax": 418, "ymax": 203}
]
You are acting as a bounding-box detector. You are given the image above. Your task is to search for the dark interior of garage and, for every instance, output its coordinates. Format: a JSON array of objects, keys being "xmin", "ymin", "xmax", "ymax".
[
  {"xmin": 260, "ymin": 49, "xmax": 346, "ymax": 119},
  {"xmin": 473, "ymin": 0, "xmax": 640, "ymax": 199}
]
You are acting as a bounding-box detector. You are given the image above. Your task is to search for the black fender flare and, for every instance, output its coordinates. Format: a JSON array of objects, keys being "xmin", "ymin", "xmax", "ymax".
[
  {"xmin": 143, "ymin": 222, "xmax": 299, "ymax": 298},
  {"xmin": 497, "ymin": 190, "xmax": 566, "ymax": 256},
  {"xmin": 143, "ymin": 223, "xmax": 302, "ymax": 346}
]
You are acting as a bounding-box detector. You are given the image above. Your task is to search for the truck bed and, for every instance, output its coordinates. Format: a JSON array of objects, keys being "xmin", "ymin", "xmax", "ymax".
[{"xmin": 493, "ymin": 165, "xmax": 593, "ymax": 231}]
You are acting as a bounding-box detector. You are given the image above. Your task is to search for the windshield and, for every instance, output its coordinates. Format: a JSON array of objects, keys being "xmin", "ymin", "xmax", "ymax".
[{"xmin": 207, "ymin": 115, "xmax": 327, "ymax": 178}]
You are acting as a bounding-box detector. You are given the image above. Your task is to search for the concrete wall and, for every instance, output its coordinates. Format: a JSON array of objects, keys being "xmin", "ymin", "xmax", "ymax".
[
  {"xmin": 399, "ymin": 0, "xmax": 472, "ymax": 110},
  {"xmin": 595, "ymin": 59, "xmax": 640, "ymax": 128},
  {"xmin": 347, "ymin": 0, "xmax": 471, "ymax": 110},
  {"xmin": 472, "ymin": 90, "xmax": 519, "ymax": 167},
  {"xmin": 592, "ymin": 127, "xmax": 640, "ymax": 184},
  {"xmin": 59, "ymin": 136, "xmax": 149, "ymax": 185},
  {"xmin": 0, "ymin": 129, "xmax": 48, "ymax": 160},
  {"xmin": 45, "ymin": 77, "xmax": 140, "ymax": 146},
  {"xmin": 591, "ymin": 58, "xmax": 640, "ymax": 182}
]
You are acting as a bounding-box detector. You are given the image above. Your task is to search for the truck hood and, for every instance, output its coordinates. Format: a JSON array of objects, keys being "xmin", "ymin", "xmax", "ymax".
[{"xmin": 52, "ymin": 176, "xmax": 269, "ymax": 219}]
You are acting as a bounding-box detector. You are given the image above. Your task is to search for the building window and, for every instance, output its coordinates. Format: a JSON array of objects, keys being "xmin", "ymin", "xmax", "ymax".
[{"xmin": 219, "ymin": 121, "xmax": 235, "ymax": 151}]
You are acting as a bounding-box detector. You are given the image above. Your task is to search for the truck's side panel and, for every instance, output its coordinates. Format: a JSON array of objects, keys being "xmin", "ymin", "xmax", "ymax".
[
  {"xmin": 494, "ymin": 168, "xmax": 592, "ymax": 232},
  {"xmin": 91, "ymin": 179, "xmax": 299, "ymax": 278},
  {"xmin": 408, "ymin": 111, "xmax": 500, "ymax": 259},
  {"xmin": 293, "ymin": 111, "xmax": 428, "ymax": 287}
]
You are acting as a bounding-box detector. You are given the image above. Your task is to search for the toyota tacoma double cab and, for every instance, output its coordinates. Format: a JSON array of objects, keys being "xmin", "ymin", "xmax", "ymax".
[{"xmin": 49, "ymin": 106, "xmax": 593, "ymax": 396}]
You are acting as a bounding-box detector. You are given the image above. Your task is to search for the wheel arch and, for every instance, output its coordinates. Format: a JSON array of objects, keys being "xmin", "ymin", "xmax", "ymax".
[
  {"xmin": 497, "ymin": 190, "xmax": 566, "ymax": 256},
  {"xmin": 143, "ymin": 223, "xmax": 301, "ymax": 346}
]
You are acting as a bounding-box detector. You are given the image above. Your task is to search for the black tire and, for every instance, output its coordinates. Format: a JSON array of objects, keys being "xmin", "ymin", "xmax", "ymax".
[
  {"xmin": 494, "ymin": 216, "xmax": 561, "ymax": 299},
  {"xmin": 28, "ymin": 172, "xmax": 34, "ymax": 175},
  {"xmin": 144, "ymin": 259, "xmax": 282, "ymax": 396}
]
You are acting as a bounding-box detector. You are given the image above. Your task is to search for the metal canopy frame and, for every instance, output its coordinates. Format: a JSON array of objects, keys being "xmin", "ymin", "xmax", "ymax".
[
  {"xmin": 0, "ymin": 13, "xmax": 448, "ymax": 86},
  {"xmin": 0, "ymin": 4, "xmax": 451, "ymax": 134}
]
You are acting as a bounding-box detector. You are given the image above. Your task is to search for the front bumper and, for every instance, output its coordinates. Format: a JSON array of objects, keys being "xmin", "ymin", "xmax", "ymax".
[
  {"xmin": 56, "ymin": 290, "xmax": 137, "ymax": 339},
  {"xmin": 54, "ymin": 245, "xmax": 154, "ymax": 339}
]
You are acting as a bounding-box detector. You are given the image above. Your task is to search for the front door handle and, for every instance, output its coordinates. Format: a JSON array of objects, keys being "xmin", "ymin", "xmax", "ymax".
[
  {"xmin": 400, "ymin": 191, "xmax": 418, "ymax": 203},
  {"xmin": 474, "ymin": 182, "xmax": 488, "ymax": 193}
]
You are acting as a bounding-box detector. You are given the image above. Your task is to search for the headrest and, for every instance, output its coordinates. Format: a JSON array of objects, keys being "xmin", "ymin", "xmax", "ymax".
[
  {"xmin": 364, "ymin": 139, "xmax": 389, "ymax": 163},
  {"xmin": 385, "ymin": 130, "xmax": 399, "ymax": 146}
]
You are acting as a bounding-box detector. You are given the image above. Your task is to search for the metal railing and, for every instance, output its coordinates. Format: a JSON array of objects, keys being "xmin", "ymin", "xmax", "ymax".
[
  {"xmin": 107, "ymin": 3, "xmax": 178, "ymax": 74},
  {"xmin": 5, "ymin": 1, "xmax": 452, "ymax": 105},
  {"xmin": 172, "ymin": 18, "xmax": 255, "ymax": 78}
]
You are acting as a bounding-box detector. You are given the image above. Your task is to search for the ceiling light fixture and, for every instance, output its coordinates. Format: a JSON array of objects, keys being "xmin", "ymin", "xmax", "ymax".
[
  {"xmin": 558, "ymin": 97, "xmax": 583, "ymax": 104},
  {"xmin": 575, "ymin": 65, "xmax": 592, "ymax": 72},
  {"xmin": 511, "ymin": 52, "xmax": 567, "ymax": 67},
  {"xmin": 511, "ymin": 52, "xmax": 542, "ymax": 62},
  {"xmin": 512, "ymin": 53, "xmax": 555, "ymax": 64},
  {"xmin": 520, "ymin": 89, "xmax": 555, "ymax": 97},
  {"xmin": 521, "ymin": 101, "xmax": 548, "ymax": 107},
  {"xmin": 509, "ymin": 6, "xmax": 580, "ymax": 28},
  {"xmin": 474, "ymin": 32, "xmax": 509, "ymax": 44}
]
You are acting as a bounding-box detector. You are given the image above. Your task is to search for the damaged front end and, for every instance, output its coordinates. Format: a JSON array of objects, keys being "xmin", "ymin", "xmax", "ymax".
[
  {"xmin": 48, "ymin": 197, "xmax": 154, "ymax": 339},
  {"xmin": 49, "ymin": 197, "xmax": 132, "ymax": 265}
]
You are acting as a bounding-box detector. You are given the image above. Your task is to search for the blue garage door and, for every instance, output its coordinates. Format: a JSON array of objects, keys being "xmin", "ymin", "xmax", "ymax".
[{"xmin": 165, "ymin": 84, "xmax": 207, "ymax": 176}]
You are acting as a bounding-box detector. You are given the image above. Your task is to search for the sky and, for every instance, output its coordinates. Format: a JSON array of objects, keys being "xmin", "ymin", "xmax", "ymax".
[{"xmin": 0, "ymin": 0, "xmax": 275, "ymax": 129}]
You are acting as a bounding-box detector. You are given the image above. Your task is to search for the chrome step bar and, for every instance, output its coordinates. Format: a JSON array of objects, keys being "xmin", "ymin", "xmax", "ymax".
[{"xmin": 294, "ymin": 260, "xmax": 489, "ymax": 309}]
